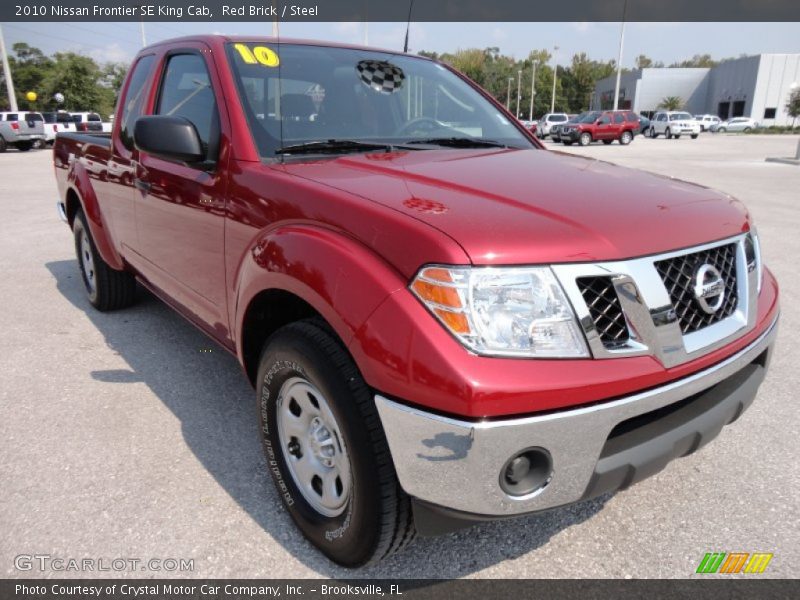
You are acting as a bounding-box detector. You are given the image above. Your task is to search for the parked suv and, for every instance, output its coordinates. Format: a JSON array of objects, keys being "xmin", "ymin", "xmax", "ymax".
[
  {"xmin": 535, "ymin": 112, "xmax": 569, "ymax": 138},
  {"xmin": 695, "ymin": 114, "xmax": 721, "ymax": 132},
  {"xmin": 560, "ymin": 110, "xmax": 640, "ymax": 146},
  {"xmin": 648, "ymin": 111, "xmax": 701, "ymax": 139},
  {"xmin": 0, "ymin": 111, "xmax": 46, "ymax": 152},
  {"xmin": 551, "ymin": 112, "xmax": 585, "ymax": 143},
  {"xmin": 711, "ymin": 117, "xmax": 759, "ymax": 133}
]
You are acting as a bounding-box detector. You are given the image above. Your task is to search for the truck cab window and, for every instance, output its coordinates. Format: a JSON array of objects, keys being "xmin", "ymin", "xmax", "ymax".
[
  {"xmin": 156, "ymin": 53, "xmax": 220, "ymax": 161},
  {"xmin": 120, "ymin": 54, "xmax": 154, "ymax": 151}
]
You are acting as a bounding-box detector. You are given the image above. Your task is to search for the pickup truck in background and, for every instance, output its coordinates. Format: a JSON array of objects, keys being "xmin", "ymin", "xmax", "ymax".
[
  {"xmin": 0, "ymin": 111, "xmax": 45, "ymax": 151},
  {"xmin": 42, "ymin": 111, "xmax": 77, "ymax": 144},
  {"xmin": 69, "ymin": 111, "xmax": 104, "ymax": 132},
  {"xmin": 53, "ymin": 35, "xmax": 779, "ymax": 567}
]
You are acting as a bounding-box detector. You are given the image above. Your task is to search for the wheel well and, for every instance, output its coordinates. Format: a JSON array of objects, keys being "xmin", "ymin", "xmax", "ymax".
[
  {"xmin": 241, "ymin": 289, "xmax": 325, "ymax": 385},
  {"xmin": 65, "ymin": 188, "xmax": 81, "ymax": 227}
]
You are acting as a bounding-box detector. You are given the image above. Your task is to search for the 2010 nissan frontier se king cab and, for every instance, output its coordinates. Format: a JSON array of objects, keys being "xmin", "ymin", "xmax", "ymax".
[{"xmin": 54, "ymin": 36, "xmax": 779, "ymax": 567}]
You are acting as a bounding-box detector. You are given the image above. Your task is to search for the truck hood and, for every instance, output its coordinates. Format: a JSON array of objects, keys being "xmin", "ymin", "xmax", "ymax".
[{"xmin": 281, "ymin": 148, "xmax": 749, "ymax": 265}]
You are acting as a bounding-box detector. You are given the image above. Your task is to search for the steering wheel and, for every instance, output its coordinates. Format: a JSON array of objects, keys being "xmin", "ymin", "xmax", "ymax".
[{"xmin": 395, "ymin": 116, "xmax": 445, "ymax": 137}]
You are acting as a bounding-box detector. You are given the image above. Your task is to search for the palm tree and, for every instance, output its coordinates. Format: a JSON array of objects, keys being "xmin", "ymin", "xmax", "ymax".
[{"xmin": 658, "ymin": 96, "xmax": 684, "ymax": 111}]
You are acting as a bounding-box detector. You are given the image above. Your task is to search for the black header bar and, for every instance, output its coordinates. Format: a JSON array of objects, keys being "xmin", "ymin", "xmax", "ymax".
[{"xmin": 3, "ymin": 0, "xmax": 800, "ymax": 22}]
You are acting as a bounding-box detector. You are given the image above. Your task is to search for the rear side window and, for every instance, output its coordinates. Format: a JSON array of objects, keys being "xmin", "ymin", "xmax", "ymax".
[
  {"xmin": 156, "ymin": 53, "xmax": 219, "ymax": 160},
  {"xmin": 613, "ymin": 113, "xmax": 624, "ymax": 124},
  {"xmin": 5, "ymin": 114, "xmax": 18, "ymax": 121},
  {"xmin": 120, "ymin": 54, "xmax": 155, "ymax": 151},
  {"xmin": 25, "ymin": 113, "xmax": 43, "ymax": 121}
]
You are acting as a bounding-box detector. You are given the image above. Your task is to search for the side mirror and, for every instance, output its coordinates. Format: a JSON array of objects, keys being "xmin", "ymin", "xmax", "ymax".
[{"xmin": 134, "ymin": 115, "xmax": 204, "ymax": 163}]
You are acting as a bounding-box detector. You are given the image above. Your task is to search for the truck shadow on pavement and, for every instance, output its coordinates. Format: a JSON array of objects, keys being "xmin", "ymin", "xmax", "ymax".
[{"xmin": 47, "ymin": 259, "xmax": 609, "ymax": 578}]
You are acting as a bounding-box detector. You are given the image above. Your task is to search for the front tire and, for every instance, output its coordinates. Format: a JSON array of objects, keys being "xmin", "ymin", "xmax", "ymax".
[
  {"xmin": 256, "ymin": 320, "xmax": 415, "ymax": 566},
  {"xmin": 602, "ymin": 139, "xmax": 613, "ymax": 145},
  {"xmin": 0, "ymin": 137, "xmax": 6, "ymax": 153},
  {"xmin": 649, "ymin": 127, "xmax": 658, "ymax": 138},
  {"xmin": 691, "ymin": 134, "xmax": 699, "ymax": 139},
  {"xmin": 579, "ymin": 132, "xmax": 592, "ymax": 146},
  {"xmin": 73, "ymin": 210, "xmax": 137, "ymax": 311},
  {"xmin": 665, "ymin": 127, "xmax": 672, "ymax": 139},
  {"xmin": 718, "ymin": 127, "xmax": 727, "ymax": 133}
]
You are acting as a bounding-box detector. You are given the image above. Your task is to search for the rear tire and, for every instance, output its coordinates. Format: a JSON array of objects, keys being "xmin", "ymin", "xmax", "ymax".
[
  {"xmin": 620, "ymin": 131, "xmax": 633, "ymax": 145},
  {"xmin": 579, "ymin": 132, "xmax": 592, "ymax": 146},
  {"xmin": 16, "ymin": 141, "xmax": 33, "ymax": 152},
  {"xmin": 691, "ymin": 134, "xmax": 699, "ymax": 139},
  {"xmin": 256, "ymin": 320, "xmax": 416, "ymax": 567},
  {"xmin": 718, "ymin": 127, "xmax": 727, "ymax": 133},
  {"xmin": 602, "ymin": 139, "xmax": 613, "ymax": 145},
  {"xmin": 743, "ymin": 127, "xmax": 752, "ymax": 133},
  {"xmin": 562, "ymin": 141, "xmax": 573, "ymax": 146},
  {"xmin": 73, "ymin": 210, "xmax": 137, "ymax": 311},
  {"xmin": 0, "ymin": 137, "xmax": 6, "ymax": 153},
  {"xmin": 649, "ymin": 127, "xmax": 658, "ymax": 138}
]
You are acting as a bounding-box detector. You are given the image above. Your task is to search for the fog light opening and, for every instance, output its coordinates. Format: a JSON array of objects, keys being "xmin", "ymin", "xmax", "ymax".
[{"xmin": 500, "ymin": 447, "xmax": 553, "ymax": 497}]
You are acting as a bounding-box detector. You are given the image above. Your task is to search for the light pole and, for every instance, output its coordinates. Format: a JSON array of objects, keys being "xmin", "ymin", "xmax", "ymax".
[
  {"xmin": 506, "ymin": 77, "xmax": 513, "ymax": 110},
  {"xmin": 550, "ymin": 45, "xmax": 559, "ymax": 113},
  {"xmin": 529, "ymin": 60, "xmax": 538, "ymax": 122},
  {"xmin": 613, "ymin": 0, "xmax": 628, "ymax": 110},
  {"xmin": 0, "ymin": 24, "xmax": 17, "ymax": 111},
  {"xmin": 516, "ymin": 69, "xmax": 522, "ymax": 119}
]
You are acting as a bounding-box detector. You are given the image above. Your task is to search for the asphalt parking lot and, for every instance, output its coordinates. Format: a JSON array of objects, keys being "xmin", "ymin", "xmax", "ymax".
[{"xmin": 1, "ymin": 134, "xmax": 798, "ymax": 579}]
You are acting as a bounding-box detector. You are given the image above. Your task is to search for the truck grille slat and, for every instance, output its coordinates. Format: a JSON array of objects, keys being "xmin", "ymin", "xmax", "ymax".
[
  {"xmin": 655, "ymin": 243, "xmax": 738, "ymax": 334},
  {"xmin": 577, "ymin": 277, "xmax": 629, "ymax": 348}
]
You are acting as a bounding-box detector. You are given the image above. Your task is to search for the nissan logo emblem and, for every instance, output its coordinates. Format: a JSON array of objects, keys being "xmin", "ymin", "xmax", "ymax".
[{"xmin": 693, "ymin": 264, "xmax": 725, "ymax": 314}]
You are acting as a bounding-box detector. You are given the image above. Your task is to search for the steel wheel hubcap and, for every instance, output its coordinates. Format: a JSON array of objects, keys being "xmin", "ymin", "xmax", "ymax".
[
  {"xmin": 276, "ymin": 377, "xmax": 351, "ymax": 517},
  {"xmin": 80, "ymin": 232, "xmax": 96, "ymax": 293}
]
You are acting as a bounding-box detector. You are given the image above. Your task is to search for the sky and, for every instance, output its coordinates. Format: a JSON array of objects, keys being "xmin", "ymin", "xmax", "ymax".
[{"xmin": 2, "ymin": 21, "xmax": 799, "ymax": 68}]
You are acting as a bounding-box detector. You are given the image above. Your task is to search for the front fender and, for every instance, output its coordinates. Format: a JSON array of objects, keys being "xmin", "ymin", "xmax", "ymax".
[
  {"xmin": 68, "ymin": 162, "xmax": 124, "ymax": 270},
  {"xmin": 234, "ymin": 224, "xmax": 407, "ymax": 362}
]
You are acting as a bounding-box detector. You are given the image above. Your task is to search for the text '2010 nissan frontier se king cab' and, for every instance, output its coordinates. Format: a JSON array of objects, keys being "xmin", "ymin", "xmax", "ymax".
[{"xmin": 53, "ymin": 35, "xmax": 779, "ymax": 567}]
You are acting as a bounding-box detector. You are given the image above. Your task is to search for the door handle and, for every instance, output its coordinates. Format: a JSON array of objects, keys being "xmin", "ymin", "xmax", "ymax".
[{"xmin": 134, "ymin": 178, "xmax": 151, "ymax": 193}]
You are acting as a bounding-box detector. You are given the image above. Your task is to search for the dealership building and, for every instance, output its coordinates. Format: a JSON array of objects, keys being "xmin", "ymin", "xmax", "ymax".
[{"xmin": 591, "ymin": 54, "xmax": 800, "ymax": 125}]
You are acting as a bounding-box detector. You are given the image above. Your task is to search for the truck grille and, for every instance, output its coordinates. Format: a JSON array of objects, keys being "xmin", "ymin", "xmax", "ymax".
[
  {"xmin": 577, "ymin": 277, "xmax": 629, "ymax": 348},
  {"xmin": 655, "ymin": 243, "xmax": 738, "ymax": 334}
]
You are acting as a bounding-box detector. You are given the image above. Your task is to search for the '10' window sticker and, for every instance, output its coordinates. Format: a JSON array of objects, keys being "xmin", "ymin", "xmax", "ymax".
[{"xmin": 234, "ymin": 43, "xmax": 280, "ymax": 67}]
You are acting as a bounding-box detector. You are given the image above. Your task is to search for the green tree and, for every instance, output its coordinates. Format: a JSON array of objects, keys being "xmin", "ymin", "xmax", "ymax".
[
  {"xmin": 787, "ymin": 89, "xmax": 800, "ymax": 129},
  {"xmin": 659, "ymin": 96, "xmax": 684, "ymax": 110},
  {"xmin": 7, "ymin": 42, "xmax": 54, "ymax": 109},
  {"xmin": 635, "ymin": 54, "xmax": 653, "ymax": 69},
  {"xmin": 42, "ymin": 52, "xmax": 115, "ymax": 116}
]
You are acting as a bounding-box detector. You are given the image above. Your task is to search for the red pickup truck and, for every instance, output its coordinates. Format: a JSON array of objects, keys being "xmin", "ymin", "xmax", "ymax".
[{"xmin": 54, "ymin": 35, "xmax": 779, "ymax": 567}]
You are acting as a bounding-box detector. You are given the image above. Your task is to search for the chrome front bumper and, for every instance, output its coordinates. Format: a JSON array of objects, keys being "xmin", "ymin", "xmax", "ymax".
[{"xmin": 375, "ymin": 316, "xmax": 777, "ymax": 517}]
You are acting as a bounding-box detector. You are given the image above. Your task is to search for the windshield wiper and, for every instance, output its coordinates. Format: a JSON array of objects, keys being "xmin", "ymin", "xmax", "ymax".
[
  {"xmin": 406, "ymin": 137, "xmax": 507, "ymax": 149},
  {"xmin": 275, "ymin": 139, "xmax": 396, "ymax": 155}
]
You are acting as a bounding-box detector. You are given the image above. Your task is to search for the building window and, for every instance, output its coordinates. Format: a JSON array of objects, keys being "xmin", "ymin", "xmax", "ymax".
[
  {"xmin": 732, "ymin": 101, "xmax": 746, "ymax": 117},
  {"xmin": 763, "ymin": 107, "xmax": 777, "ymax": 119}
]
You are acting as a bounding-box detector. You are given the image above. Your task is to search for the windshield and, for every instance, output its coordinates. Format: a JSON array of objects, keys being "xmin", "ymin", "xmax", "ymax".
[
  {"xmin": 226, "ymin": 42, "xmax": 534, "ymax": 158},
  {"xmin": 577, "ymin": 111, "xmax": 601, "ymax": 123},
  {"xmin": 669, "ymin": 113, "xmax": 693, "ymax": 121}
]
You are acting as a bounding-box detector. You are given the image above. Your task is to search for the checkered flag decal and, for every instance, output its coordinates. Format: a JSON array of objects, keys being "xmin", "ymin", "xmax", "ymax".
[{"xmin": 356, "ymin": 60, "xmax": 405, "ymax": 94}]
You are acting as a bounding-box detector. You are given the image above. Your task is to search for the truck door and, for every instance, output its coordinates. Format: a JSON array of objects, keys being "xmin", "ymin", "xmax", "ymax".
[{"xmin": 132, "ymin": 46, "xmax": 230, "ymax": 342}]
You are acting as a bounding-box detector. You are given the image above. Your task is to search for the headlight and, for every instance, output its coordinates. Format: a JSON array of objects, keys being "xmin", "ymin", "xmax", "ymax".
[
  {"xmin": 744, "ymin": 227, "xmax": 763, "ymax": 294},
  {"xmin": 410, "ymin": 266, "xmax": 588, "ymax": 357}
]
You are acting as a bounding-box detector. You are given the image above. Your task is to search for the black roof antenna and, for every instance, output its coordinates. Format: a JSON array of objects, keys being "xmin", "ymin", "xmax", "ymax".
[{"xmin": 403, "ymin": 0, "xmax": 415, "ymax": 53}]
